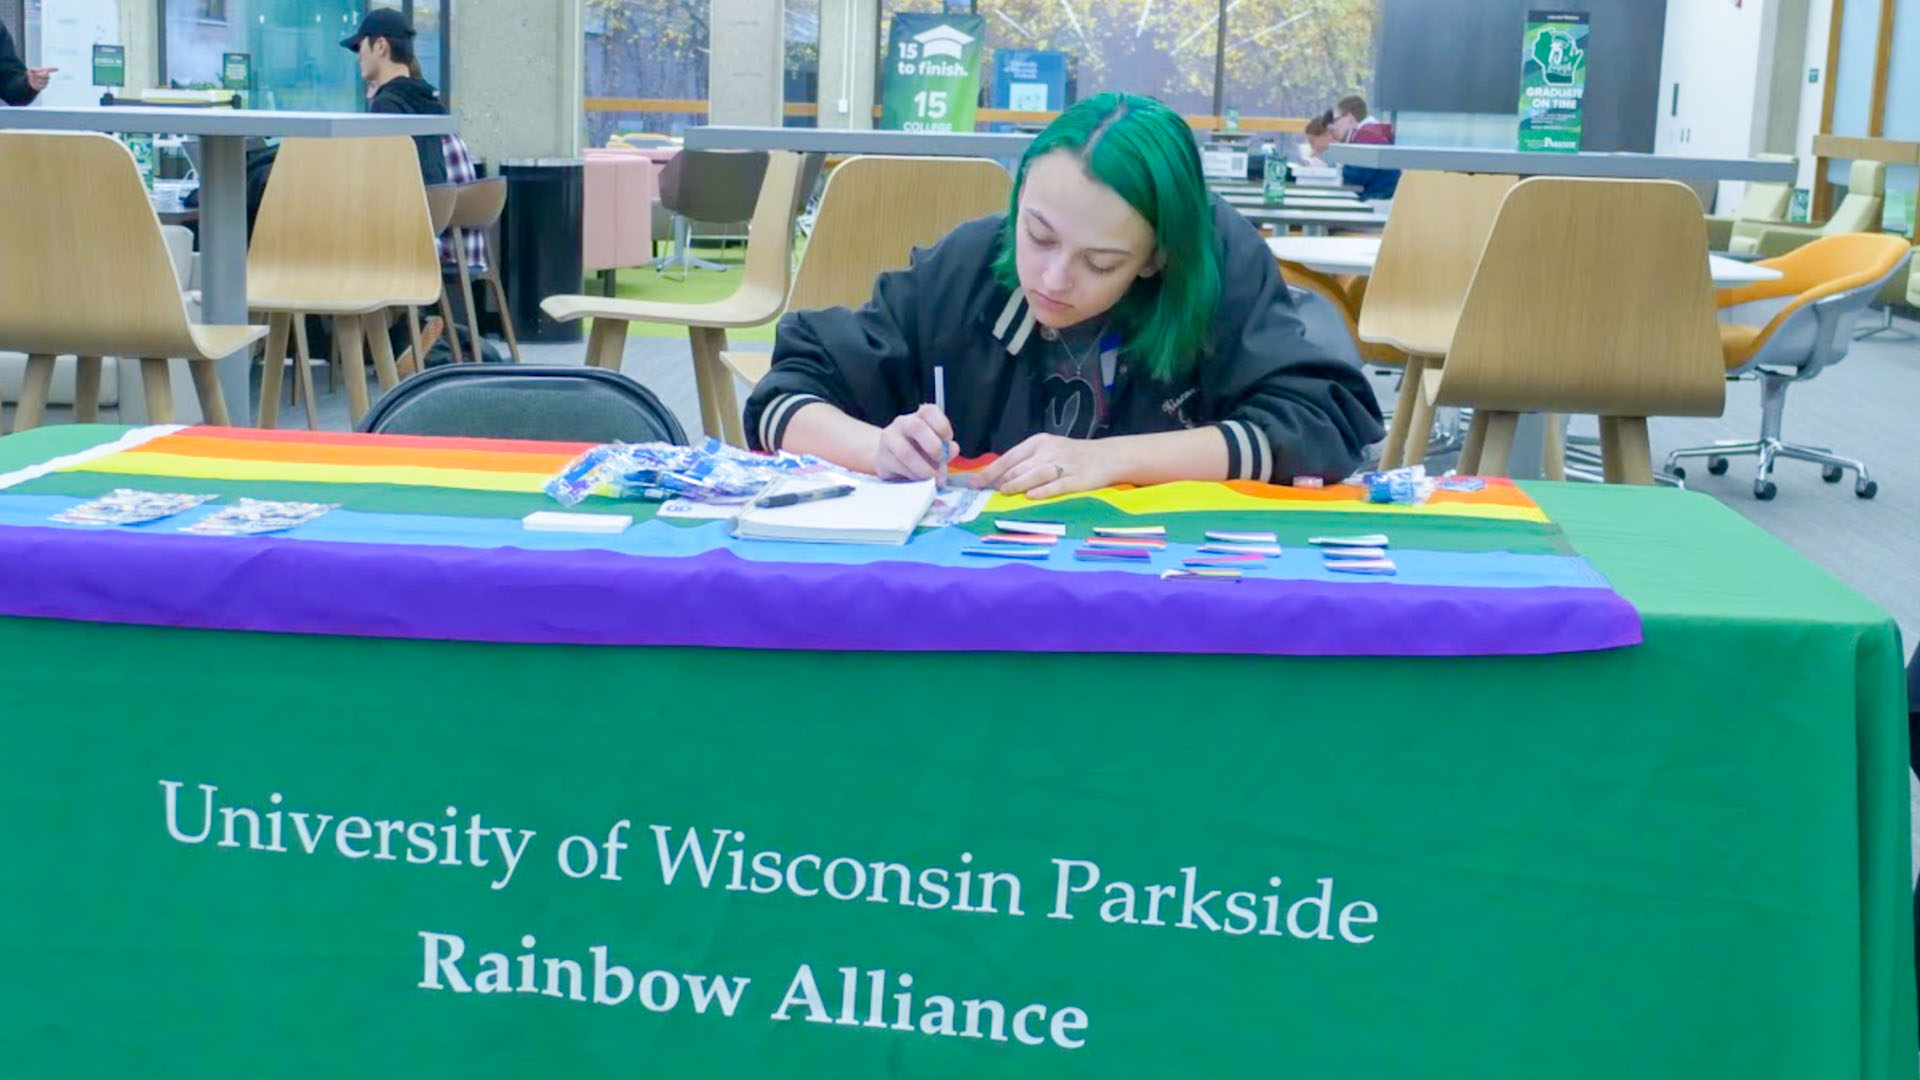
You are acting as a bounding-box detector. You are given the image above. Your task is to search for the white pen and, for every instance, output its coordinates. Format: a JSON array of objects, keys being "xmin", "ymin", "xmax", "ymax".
[{"xmin": 933, "ymin": 365, "xmax": 949, "ymax": 488}]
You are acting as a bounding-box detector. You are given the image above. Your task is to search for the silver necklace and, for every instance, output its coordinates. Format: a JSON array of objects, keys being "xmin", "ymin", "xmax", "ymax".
[{"xmin": 1041, "ymin": 321, "xmax": 1109, "ymax": 377}]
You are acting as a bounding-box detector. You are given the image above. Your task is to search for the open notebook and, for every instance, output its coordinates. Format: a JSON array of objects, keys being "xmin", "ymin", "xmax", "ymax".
[{"xmin": 732, "ymin": 475, "xmax": 938, "ymax": 546}]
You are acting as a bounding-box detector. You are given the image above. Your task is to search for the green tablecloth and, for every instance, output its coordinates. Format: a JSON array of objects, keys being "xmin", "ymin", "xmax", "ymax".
[{"xmin": 0, "ymin": 427, "xmax": 1910, "ymax": 1077}]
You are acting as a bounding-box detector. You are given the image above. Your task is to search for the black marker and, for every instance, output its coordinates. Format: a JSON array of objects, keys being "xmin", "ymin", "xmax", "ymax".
[{"xmin": 754, "ymin": 484, "xmax": 857, "ymax": 509}]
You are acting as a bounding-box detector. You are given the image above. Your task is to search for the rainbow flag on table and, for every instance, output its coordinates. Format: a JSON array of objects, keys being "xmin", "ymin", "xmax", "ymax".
[{"xmin": 0, "ymin": 426, "xmax": 1640, "ymax": 656}]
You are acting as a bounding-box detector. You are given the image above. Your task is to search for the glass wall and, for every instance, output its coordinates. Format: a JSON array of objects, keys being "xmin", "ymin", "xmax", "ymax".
[
  {"xmin": 160, "ymin": 1, "xmax": 451, "ymax": 112},
  {"xmin": 24, "ymin": 0, "xmax": 123, "ymax": 109},
  {"xmin": 583, "ymin": 0, "xmax": 710, "ymax": 144},
  {"xmin": 878, "ymin": 0, "xmax": 1379, "ymax": 120},
  {"xmin": 785, "ymin": 0, "xmax": 819, "ymax": 127}
]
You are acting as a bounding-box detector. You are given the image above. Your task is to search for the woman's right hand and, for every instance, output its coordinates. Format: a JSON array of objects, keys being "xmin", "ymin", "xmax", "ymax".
[{"xmin": 873, "ymin": 404, "xmax": 956, "ymax": 481}]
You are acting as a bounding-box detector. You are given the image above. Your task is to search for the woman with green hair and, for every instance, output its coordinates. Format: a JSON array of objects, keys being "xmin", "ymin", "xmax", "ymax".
[{"xmin": 744, "ymin": 92, "xmax": 1382, "ymax": 497}]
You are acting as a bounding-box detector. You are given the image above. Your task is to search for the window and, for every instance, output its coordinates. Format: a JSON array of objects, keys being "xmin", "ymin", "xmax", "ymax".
[
  {"xmin": 159, "ymin": 1, "xmax": 452, "ymax": 112},
  {"xmin": 876, "ymin": 0, "xmax": 1379, "ymax": 123},
  {"xmin": 786, "ymin": 0, "xmax": 819, "ymax": 127},
  {"xmin": 584, "ymin": 0, "xmax": 710, "ymax": 143}
]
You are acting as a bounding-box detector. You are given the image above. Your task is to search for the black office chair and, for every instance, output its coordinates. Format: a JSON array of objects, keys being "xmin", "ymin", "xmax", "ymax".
[
  {"xmin": 358, "ymin": 365, "xmax": 688, "ymax": 444},
  {"xmin": 655, "ymin": 149, "xmax": 770, "ymax": 277}
]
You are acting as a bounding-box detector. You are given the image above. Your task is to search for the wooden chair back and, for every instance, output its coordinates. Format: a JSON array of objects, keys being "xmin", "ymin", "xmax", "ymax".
[
  {"xmin": 712, "ymin": 150, "xmax": 808, "ymax": 322},
  {"xmin": 448, "ymin": 177, "xmax": 508, "ymax": 230},
  {"xmin": 1357, "ymin": 170, "xmax": 1518, "ymax": 356},
  {"xmin": 0, "ymin": 131, "xmax": 214, "ymax": 359},
  {"xmin": 788, "ymin": 155, "xmax": 1012, "ymax": 312},
  {"xmin": 249, "ymin": 136, "xmax": 441, "ymax": 312},
  {"xmin": 1439, "ymin": 177, "xmax": 1725, "ymax": 417},
  {"xmin": 425, "ymin": 184, "xmax": 460, "ymax": 235}
]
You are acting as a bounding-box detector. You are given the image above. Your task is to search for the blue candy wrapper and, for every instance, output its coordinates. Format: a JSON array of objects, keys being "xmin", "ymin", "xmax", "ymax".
[
  {"xmin": 545, "ymin": 438, "xmax": 837, "ymax": 507},
  {"xmin": 1344, "ymin": 465, "xmax": 1436, "ymax": 506}
]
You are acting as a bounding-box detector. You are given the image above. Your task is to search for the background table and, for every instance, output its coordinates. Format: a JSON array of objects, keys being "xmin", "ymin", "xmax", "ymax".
[
  {"xmin": 0, "ymin": 424, "xmax": 1908, "ymax": 1078},
  {"xmin": 1268, "ymin": 235, "xmax": 1785, "ymax": 288},
  {"xmin": 0, "ymin": 108, "xmax": 457, "ymax": 423},
  {"xmin": 1324, "ymin": 144, "xmax": 1800, "ymax": 182}
]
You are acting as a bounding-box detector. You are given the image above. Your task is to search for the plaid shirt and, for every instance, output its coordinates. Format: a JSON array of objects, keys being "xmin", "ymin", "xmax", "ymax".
[{"xmin": 438, "ymin": 134, "xmax": 489, "ymax": 273}]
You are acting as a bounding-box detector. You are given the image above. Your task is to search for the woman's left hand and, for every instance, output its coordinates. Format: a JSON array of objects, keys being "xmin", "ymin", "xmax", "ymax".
[{"xmin": 970, "ymin": 435, "xmax": 1133, "ymax": 500}]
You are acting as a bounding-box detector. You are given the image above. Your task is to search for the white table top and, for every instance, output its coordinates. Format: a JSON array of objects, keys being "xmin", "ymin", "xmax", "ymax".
[
  {"xmin": 0, "ymin": 106, "xmax": 456, "ymax": 138},
  {"xmin": 1237, "ymin": 205, "xmax": 1391, "ymax": 227},
  {"xmin": 1267, "ymin": 235, "xmax": 1782, "ymax": 287},
  {"xmin": 1224, "ymin": 193, "xmax": 1361, "ymax": 210}
]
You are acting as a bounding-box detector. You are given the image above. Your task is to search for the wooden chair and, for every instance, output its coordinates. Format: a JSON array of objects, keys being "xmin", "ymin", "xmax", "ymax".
[
  {"xmin": 1427, "ymin": 178, "xmax": 1726, "ymax": 485},
  {"xmin": 288, "ymin": 186, "xmax": 457, "ymax": 413},
  {"xmin": 248, "ymin": 136, "xmax": 441, "ymax": 429},
  {"xmin": 1355, "ymin": 171, "xmax": 1518, "ymax": 468},
  {"xmin": 425, "ymin": 184, "xmax": 463, "ymax": 365},
  {"xmin": 542, "ymin": 150, "xmax": 807, "ymax": 446},
  {"xmin": 718, "ymin": 155, "xmax": 1015, "ymax": 391},
  {"xmin": 447, "ymin": 177, "xmax": 522, "ymax": 364},
  {"xmin": 0, "ymin": 131, "xmax": 265, "ymax": 429}
]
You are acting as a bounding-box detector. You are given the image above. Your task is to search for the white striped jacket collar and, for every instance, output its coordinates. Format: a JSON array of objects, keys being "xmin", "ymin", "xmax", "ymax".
[{"xmin": 989, "ymin": 290, "xmax": 1041, "ymax": 356}]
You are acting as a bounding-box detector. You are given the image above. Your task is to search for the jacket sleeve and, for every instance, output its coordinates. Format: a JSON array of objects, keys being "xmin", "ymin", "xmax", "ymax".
[
  {"xmin": 0, "ymin": 25, "xmax": 37, "ymax": 107},
  {"xmin": 1201, "ymin": 205, "xmax": 1385, "ymax": 483},
  {"xmin": 743, "ymin": 228, "xmax": 973, "ymax": 452}
]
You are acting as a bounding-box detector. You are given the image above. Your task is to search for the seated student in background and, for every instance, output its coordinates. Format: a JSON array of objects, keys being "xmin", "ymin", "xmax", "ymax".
[
  {"xmin": 342, "ymin": 8, "xmax": 485, "ymax": 277},
  {"xmin": 1329, "ymin": 94, "xmax": 1400, "ymax": 202},
  {"xmin": 1299, "ymin": 111, "xmax": 1337, "ymax": 167},
  {"xmin": 745, "ymin": 93, "xmax": 1383, "ymax": 498}
]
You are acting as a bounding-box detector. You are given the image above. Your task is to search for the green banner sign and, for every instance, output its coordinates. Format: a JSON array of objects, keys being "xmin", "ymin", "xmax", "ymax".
[
  {"xmin": 1517, "ymin": 11, "xmax": 1588, "ymax": 153},
  {"xmin": 222, "ymin": 52, "xmax": 253, "ymax": 92},
  {"xmin": 880, "ymin": 13, "xmax": 985, "ymax": 133},
  {"xmin": 92, "ymin": 43, "xmax": 126, "ymax": 89}
]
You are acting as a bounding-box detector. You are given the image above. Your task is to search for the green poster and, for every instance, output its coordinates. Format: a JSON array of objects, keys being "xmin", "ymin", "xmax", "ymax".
[
  {"xmin": 222, "ymin": 52, "xmax": 253, "ymax": 92},
  {"xmin": 880, "ymin": 13, "xmax": 985, "ymax": 133},
  {"xmin": 1517, "ymin": 11, "xmax": 1588, "ymax": 153},
  {"xmin": 92, "ymin": 43, "xmax": 126, "ymax": 88}
]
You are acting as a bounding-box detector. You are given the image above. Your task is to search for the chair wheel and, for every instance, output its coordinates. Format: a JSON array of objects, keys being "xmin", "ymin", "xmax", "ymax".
[
  {"xmin": 1753, "ymin": 480, "xmax": 1777, "ymax": 501},
  {"xmin": 1856, "ymin": 479, "xmax": 1877, "ymax": 499},
  {"xmin": 1669, "ymin": 466, "xmax": 1685, "ymax": 480},
  {"xmin": 1821, "ymin": 465, "xmax": 1844, "ymax": 483},
  {"xmin": 1706, "ymin": 457, "xmax": 1730, "ymax": 476}
]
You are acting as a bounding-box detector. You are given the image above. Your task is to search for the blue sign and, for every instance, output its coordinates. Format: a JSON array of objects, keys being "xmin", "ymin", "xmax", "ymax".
[{"xmin": 992, "ymin": 50, "xmax": 1069, "ymax": 117}]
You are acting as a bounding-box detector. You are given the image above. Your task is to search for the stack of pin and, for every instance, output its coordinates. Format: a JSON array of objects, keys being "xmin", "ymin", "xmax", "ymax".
[
  {"xmin": 1080, "ymin": 525, "xmax": 1166, "ymax": 564},
  {"xmin": 1162, "ymin": 529, "xmax": 1281, "ymax": 581},
  {"xmin": 962, "ymin": 519, "xmax": 1065, "ymax": 559},
  {"xmin": 1310, "ymin": 534, "xmax": 1395, "ymax": 575}
]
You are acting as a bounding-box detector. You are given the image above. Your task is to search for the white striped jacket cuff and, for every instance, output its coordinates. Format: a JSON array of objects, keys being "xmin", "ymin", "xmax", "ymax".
[
  {"xmin": 756, "ymin": 393, "xmax": 826, "ymax": 452},
  {"xmin": 1217, "ymin": 419, "xmax": 1274, "ymax": 483}
]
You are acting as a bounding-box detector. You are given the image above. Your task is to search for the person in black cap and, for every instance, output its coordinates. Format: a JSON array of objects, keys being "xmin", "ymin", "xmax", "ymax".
[
  {"xmin": 1, "ymin": 22, "xmax": 56, "ymax": 106},
  {"xmin": 343, "ymin": 7, "xmax": 451, "ymax": 186}
]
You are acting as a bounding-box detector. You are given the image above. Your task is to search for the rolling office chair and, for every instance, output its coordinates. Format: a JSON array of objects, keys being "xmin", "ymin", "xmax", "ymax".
[
  {"xmin": 654, "ymin": 150, "xmax": 770, "ymax": 278},
  {"xmin": 1665, "ymin": 233, "xmax": 1911, "ymax": 500}
]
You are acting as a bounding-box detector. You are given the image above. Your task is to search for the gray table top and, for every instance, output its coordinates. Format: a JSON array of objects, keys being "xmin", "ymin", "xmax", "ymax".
[
  {"xmin": 1322, "ymin": 144, "xmax": 1797, "ymax": 182},
  {"xmin": 0, "ymin": 106, "xmax": 456, "ymax": 138},
  {"xmin": 685, "ymin": 126, "xmax": 1031, "ymax": 159}
]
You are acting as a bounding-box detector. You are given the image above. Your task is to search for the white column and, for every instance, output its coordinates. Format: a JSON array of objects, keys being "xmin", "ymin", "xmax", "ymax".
[
  {"xmin": 818, "ymin": 0, "xmax": 877, "ymax": 130},
  {"xmin": 452, "ymin": 0, "xmax": 584, "ymax": 163},
  {"xmin": 708, "ymin": 0, "xmax": 783, "ymax": 127},
  {"xmin": 118, "ymin": 0, "xmax": 156, "ymax": 94}
]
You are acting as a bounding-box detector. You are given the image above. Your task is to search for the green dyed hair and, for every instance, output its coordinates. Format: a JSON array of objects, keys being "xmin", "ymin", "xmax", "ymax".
[{"xmin": 992, "ymin": 92, "xmax": 1220, "ymax": 382}]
